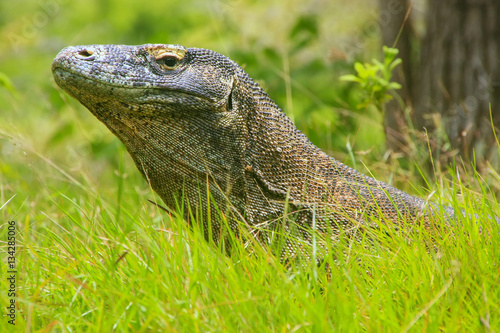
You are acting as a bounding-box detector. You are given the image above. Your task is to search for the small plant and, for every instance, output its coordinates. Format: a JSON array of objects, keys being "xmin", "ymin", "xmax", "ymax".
[{"xmin": 341, "ymin": 46, "xmax": 402, "ymax": 112}]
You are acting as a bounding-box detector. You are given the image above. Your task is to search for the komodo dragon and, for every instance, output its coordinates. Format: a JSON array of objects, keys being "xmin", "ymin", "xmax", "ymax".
[{"xmin": 52, "ymin": 44, "xmax": 456, "ymax": 259}]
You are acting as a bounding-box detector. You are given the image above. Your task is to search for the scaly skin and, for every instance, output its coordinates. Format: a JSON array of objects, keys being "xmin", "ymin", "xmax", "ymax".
[{"xmin": 52, "ymin": 44, "xmax": 455, "ymax": 258}]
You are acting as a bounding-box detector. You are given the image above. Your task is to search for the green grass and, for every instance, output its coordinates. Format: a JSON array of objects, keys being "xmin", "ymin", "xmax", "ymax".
[{"xmin": 0, "ymin": 120, "xmax": 499, "ymax": 331}]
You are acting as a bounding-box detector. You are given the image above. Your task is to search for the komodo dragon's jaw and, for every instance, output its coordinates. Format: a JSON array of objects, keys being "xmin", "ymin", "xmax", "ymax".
[{"xmin": 52, "ymin": 43, "xmax": 457, "ymax": 258}]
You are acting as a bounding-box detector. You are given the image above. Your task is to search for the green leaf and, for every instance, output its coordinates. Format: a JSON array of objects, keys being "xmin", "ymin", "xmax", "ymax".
[
  {"xmin": 0, "ymin": 72, "xmax": 18, "ymax": 96},
  {"xmin": 383, "ymin": 46, "xmax": 399, "ymax": 65},
  {"xmin": 387, "ymin": 82, "xmax": 402, "ymax": 90},
  {"xmin": 353, "ymin": 62, "xmax": 366, "ymax": 75},
  {"xmin": 340, "ymin": 74, "xmax": 362, "ymax": 83},
  {"xmin": 388, "ymin": 58, "xmax": 403, "ymax": 71}
]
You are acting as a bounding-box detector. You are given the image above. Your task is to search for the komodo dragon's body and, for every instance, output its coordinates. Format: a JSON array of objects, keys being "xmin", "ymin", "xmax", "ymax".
[{"xmin": 52, "ymin": 44, "xmax": 455, "ymax": 258}]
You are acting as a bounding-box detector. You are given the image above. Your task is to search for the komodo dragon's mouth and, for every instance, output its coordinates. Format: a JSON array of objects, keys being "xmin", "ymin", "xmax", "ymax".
[{"xmin": 52, "ymin": 67, "xmax": 216, "ymax": 107}]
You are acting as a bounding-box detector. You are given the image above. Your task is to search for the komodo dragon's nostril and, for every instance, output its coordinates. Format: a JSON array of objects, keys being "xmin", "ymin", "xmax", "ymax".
[{"xmin": 76, "ymin": 49, "xmax": 95, "ymax": 60}]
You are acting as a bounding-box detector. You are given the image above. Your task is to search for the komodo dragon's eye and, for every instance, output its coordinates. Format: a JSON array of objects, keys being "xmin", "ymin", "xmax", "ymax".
[{"xmin": 156, "ymin": 55, "xmax": 180, "ymax": 69}]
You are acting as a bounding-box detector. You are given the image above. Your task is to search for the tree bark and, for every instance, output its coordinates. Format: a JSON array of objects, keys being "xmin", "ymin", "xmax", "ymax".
[
  {"xmin": 379, "ymin": 0, "xmax": 415, "ymax": 154},
  {"xmin": 380, "ymin": 0, "xmax": 500, "ymax": 167}
]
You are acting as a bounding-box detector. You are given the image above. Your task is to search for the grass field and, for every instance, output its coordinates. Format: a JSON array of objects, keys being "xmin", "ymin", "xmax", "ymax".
[
  {"xmin": 1, "ymin": 127, "xmax": 499, "ymax": 331},
  {"xmin": 1, "ymin": 69, "xmax": 499, "ymax": 331}
]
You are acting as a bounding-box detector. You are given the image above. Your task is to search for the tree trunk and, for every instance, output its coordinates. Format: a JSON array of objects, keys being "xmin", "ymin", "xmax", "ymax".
[
  {"xmin": 380, "ymin": 0, "xmax": 500, "ymax": 168},
  {"xmin": 379, "ymin": 0, "xmax": 415, "ymax": 154},
  {"xmin": 414, "ymin": 0, "xmax": 500, "ymax": 167}
]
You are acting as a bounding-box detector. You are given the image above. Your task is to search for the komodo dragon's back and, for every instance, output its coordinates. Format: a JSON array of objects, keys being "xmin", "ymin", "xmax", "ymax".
[{"xmin": 52, "ymin": 44, "xmax": 456, "ymax": 258}]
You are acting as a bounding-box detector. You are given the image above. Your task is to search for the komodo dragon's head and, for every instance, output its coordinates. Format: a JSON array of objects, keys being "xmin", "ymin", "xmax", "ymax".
[
  {"xmin": 52, "ymin": 44, "xmax": 240, "ymax": 112},
  {"xmin": 52, "ymin": 43, "xmax": 301, "ymax": 238}
]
